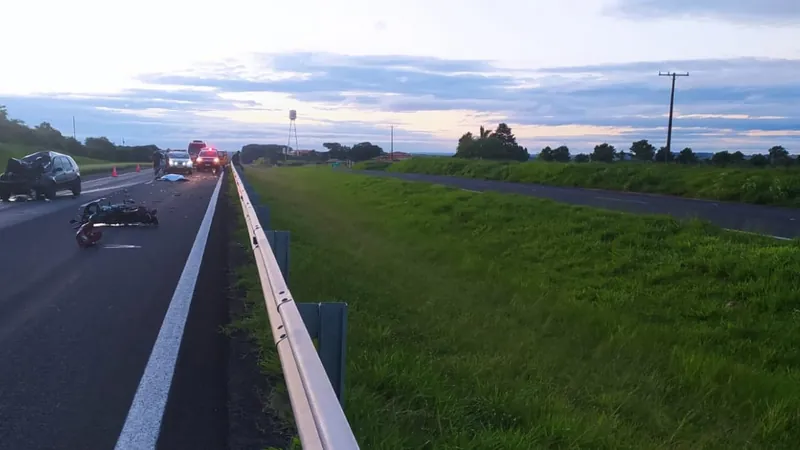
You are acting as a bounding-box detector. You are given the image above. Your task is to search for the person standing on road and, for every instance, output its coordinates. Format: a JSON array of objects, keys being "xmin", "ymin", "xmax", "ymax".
[{"xmin": 152, "ymin": 149, "xmax": 164, "ymax": 178}]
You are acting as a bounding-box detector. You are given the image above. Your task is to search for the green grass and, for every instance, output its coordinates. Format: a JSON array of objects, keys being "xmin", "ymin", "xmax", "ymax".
[
  {"xmin": 243, "ymin": 165, "xmax": 800, "ymax": 450},
  {"xmin": 369, "ymin": 157, "xmax": 800, "ymax": 207},
  {"xmin": 223, "ymin": 175, "xmax": 299, "ymax": 448},
  {"xmin": 352, "ymin": 160, "xmax": 391, "ymax": 171},
  {"xmin": 0, "ymin": 142, "xmax": 143, "ymax": 175}
]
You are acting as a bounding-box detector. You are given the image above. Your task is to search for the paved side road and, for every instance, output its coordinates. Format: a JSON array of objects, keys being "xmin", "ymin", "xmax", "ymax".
[
  {"xmin": 0, "ymin": 171, "xmax": 231, "ymax": 450},
  {"xmin": 357, "ymin": 170, "xmax": 799, "ymax": 240}
]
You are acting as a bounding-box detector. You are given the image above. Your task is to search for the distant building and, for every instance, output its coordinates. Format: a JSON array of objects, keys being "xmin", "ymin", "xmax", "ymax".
[
  {"xmin": 374, "ymin": 151, "xmax": 412, "ymax": 161},
  {"xmin": 289, "ymin": 149, "xmax": 315, "ymax": 157}
]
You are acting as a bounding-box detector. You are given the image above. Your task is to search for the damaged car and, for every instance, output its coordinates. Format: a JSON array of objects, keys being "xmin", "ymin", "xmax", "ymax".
[{"xmin": 0, "ymin": 150, "xmax": 82, "ymax": 201}]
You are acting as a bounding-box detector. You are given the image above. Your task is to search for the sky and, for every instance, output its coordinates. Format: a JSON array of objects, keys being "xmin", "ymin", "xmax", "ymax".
[{"xmin": 1, "ymin": 0, "xmax": 799, "ymax": 155}]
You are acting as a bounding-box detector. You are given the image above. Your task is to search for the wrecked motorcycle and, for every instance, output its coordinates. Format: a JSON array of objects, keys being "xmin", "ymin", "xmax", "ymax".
[
  {"xmin": 75, "ymin": 216, "xmax": 103, "ymax": 248},
  {"xmin": 70, "ymin": 197, "xmax": 159, "ymax": 228},
  {"xmin": 70, "ymin": 198, "xmax": 158, "ymax": 248}
]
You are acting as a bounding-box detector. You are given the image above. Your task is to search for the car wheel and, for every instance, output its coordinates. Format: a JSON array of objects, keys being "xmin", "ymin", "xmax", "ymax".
[
  {"xmin": 71, "ymin": 178, "xmax": 82, "ymax": 198},
  {"xmin": 44, "ymin": 182, "xmax": 57, "ymax": 200},
  {"xmin": 0, "ymin": 187, "xmax": 9, "ymax": 202}
]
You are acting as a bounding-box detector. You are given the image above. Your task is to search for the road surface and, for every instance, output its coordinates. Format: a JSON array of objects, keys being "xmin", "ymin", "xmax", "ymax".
[
  {"xmin": 0, "ymin": 169, "xmax": 231, "ymax": 450},
  {"xmin": 358, "ymin": 170, "xmax": 799, "ymax": 240}
]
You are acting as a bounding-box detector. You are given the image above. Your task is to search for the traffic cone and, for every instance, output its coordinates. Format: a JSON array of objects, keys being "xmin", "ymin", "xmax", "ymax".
[
  {"xmin": 136, "ymin": 164, "xmax": 140, "ymax": 172},
  {"xmin": 112, "ymin": 166, "xmax": 118, "ymax": 177}
]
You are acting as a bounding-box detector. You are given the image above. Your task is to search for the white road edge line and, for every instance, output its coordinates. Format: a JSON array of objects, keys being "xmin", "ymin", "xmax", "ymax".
[
  {"xmin": 114, "ymin": 174, "xmax": 224, "ymax": 450},
  {"xmin": 723, "ymin": 228, "xmax": 793, "ymax": 241},
  {"xmin": 595, "ymin": 196, "xmax": 649, "ymax": 205}
]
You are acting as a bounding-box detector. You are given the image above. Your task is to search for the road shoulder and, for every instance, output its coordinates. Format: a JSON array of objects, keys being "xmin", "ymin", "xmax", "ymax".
[{"xmin": 224, "ymin": 176, "xmax": 297, "ymax": 450}]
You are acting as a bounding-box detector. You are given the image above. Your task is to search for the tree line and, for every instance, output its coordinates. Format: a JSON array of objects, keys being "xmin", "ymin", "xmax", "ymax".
[
  {"xmin": 451, "ymin": 122, "xmax": 796, "ymax": 167},
  {"xmin": 240, "ymin": 141, "xmax": 385, "ymax": 164},
  {"xmin": 0, "ymin": 105, "xmax": 155, "ymax": 162},
  {"xmin": 537, "ymin": 140, "xmax": 797, "ymax": 167}
]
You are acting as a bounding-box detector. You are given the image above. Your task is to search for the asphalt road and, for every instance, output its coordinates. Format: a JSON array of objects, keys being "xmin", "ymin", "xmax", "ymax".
[
  {"xmin": 359, "ymin": 170, "xmax": 800, "ymax": 240},
  {"xmin": 0, "ymin": 169, "xmax": 230, "ymax": 450}
]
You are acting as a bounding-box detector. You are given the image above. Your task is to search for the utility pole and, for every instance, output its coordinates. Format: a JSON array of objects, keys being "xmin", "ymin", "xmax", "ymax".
[
  {"xmin": 72, "ymin": 116, "xmax": 76, "ymax": 140},
  {"xmin": 390, "ymin": 125, "xmax": 394, "ymax": 161},
  {"xmin": 658, "ymin": 71, "xmax": 689, "ymax": 162}
]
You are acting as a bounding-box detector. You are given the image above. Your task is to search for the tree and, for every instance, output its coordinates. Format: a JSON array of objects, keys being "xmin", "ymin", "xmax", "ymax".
[
  {"xmin": 241, "ymin": 144, "xmax": 286, "ymax": 164},
  {"xmin": 456, "ymin": 132, "xmax": 480, "ymax": 158},
  {"xmin": 710, "ymin": 151, "xmax": 733, "ymax": 166},
  {"xmin": 675, "ymin": 147, "xmax": 698, "ymax": 164},
  {"xmin": 454, "ymin": 123, "xmax": 529, "ymax": 161},
  {"xmin": 573, "ymin": 154, "xmax": 590, "ymax": 163},
  {"xmin": 591, "ymin": 143, "xmax": 617, "ymax": 163},
  {"xmin": 654, "ymin": 146, "xmax": 675, "ymax": 163},
  {"xmin": 749, "ymin": 154, "xmax": 769, "ymax": 167},
  {"xmin": 768, "ymin": 145, "xmax": 791, "ymax": 166},
  {"xmin": 551, "ymin": 145, "xmax": 570, "ymax": 162},
  {"xmin": 349, "ymin": 142, "xmax": 384, "ymax": 161},
  {"xmin": 629, "ymin": 139, "xmax": 656, "ymax": 161},
  {"xmin": 322, "ymin": 142, "xmax": 351, "ymax": 160},
  {"xmin": 538, "ymin": 146, "xmax": 554, "ymax": 161}
]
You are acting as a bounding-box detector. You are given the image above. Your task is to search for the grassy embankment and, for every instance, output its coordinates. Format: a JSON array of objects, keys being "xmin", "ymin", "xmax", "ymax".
[
  {"xmin": 355, "ymin": 157, "xmax": 800, "ymax": 207},
  {"xmin": 0, "ymin": 142, "xmax": 142, "ymax": 175},
  {"xmin": 238, "ymin": 165, "xmax": 800, "ymax": 449}
]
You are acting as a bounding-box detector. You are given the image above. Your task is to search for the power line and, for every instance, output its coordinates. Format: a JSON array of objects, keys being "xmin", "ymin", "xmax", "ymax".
[{"xmin": 658, "ymin": 71, "xmax": 689, "ymax": 162}]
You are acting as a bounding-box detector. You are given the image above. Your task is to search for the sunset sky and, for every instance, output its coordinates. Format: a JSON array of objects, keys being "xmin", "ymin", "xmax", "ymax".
[{"xmin": 1, "ymin": 0, "xmax": 798, "ymax": 154}]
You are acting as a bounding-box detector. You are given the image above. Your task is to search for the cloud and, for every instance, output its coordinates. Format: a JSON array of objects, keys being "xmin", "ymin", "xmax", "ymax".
[
  {"xmin": 611, "ymin": 0, "xmax": 800, "ymax": 24},
  {"xmin": 2, "ymin": 53, "xmax": 799, "ymax": 155}
]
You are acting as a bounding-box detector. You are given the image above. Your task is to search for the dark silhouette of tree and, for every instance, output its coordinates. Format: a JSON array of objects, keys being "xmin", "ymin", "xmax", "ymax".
[
  {"xmin": 630, "ymin": 139, "xmax": 656, "ymax": 161},
  {"xmin": 675, "ymin": 148, "xmax": 698, "ymax": 164},
  {"xmin": 591, "ymin": 143, "xmax": 617, "ymax": 163}
]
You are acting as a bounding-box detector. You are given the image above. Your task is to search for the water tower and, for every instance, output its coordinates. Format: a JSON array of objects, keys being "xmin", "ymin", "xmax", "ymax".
[{"xmin": 287, "ymin": 109, "xmax": 299, "ymax": 157}]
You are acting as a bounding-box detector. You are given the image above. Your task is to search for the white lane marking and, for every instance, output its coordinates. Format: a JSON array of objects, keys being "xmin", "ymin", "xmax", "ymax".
[
  {"xmin": 102, "ymin": 244, "xmax": 142, "ymax": 249},
  {"xmin": 723, "ymin": 228, "xmax": 793, "ymax": 241},
  {"xmin": 114, "ymin": 174, "xmax": 223, "ymax": 450},
  {"xmin": 82, "ymin": 182, "xmax": 144, "ymax": 195},
  {"xmin": 595, "ymin": 196, "xmax": 649, "ymax": 205}
]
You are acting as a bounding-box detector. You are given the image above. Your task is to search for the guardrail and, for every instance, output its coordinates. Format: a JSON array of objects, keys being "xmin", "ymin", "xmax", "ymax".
[{"xmin": 231, "ymin": 163, "xmax": 360, "ymax": 450}]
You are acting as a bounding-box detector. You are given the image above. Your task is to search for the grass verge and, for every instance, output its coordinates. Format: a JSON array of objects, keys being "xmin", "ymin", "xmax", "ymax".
[
  {"xmin": 223, "ymin": 172, "xmax": 300, "ymax": 449},
  {"xmin": 368, "ymin": 157, "xmax": 800, "ymax": 207},
  {"xmin": 244, "ymin": 165, "xmax": 800, "ymax": 450}
]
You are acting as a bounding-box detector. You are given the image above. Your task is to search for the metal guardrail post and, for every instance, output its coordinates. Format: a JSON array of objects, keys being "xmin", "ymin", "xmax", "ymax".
[
  {"xmin": 265, "ymin": 230, "xmax": 290, "ymax": 283},
  {"xmin": 231, "ymin": 164, "xmax": 359, "ymax": 450},
  {"xmin": 297, "ymin": 302, "xmax": 348, "ymax": 406}
]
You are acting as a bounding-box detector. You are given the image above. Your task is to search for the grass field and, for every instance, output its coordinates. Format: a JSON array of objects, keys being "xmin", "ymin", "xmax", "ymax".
[
  {"xmin": 239, "ymin": 166, "xmax": 800, "ymax": 449},
  {"xmin": 360, "ymin": 157, "xmax": 800, "ymax": 208},
  {"xmin": 0, "ymin": 142, "xmax": 143, "ymax": 175}
]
